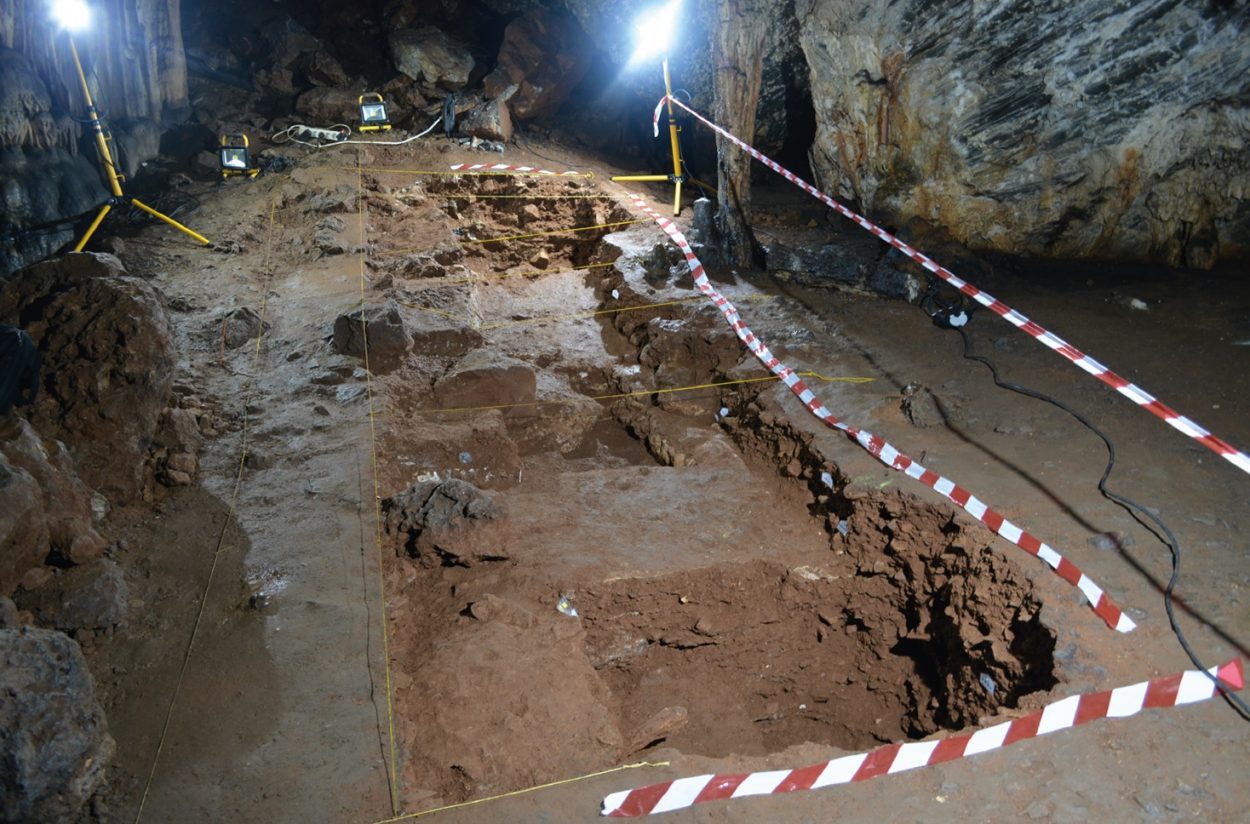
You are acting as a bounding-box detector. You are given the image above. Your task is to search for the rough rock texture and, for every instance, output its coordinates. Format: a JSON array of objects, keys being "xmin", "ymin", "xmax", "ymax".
[
  {"xmin": 460, "ymin": 95, "xmax": 513, "ymax": 142},
  {"xmin": 432, "ymin": 349, "xmax": 536, "ymax": 410},
  {"xmin": 389, "ymin": 26, "xmax": 475, "ymax": 92},
  {"xmin": 0, "ymin": 626, "xmax": 114, "ymax": 823},
  {"xmin": 0, "ymin": 253, "xmax": 176, "ymax": 502},
  {"xmin": 382, "ymin": 478, "xmax": 506, "ymax": 567},
  {"xmin": 712, "ymin": 0, "xmax": 769, "ymax": 266},
  {"xmin": 481, "ymin": 9, "xmax": 593, "ymax": 120},
  {"xmin": 798, "ymin": 0, "xmax": 1250, "ymax": 268},
  {"xmin": 332, "ymin": 301, "xmax": 409, "ymax": 365},
  {"xmin": 14, "ymin": 559, "xmax": 128, "ymax": 633},
  {"xmin": 0, "ymin": 418, "xmax": 106, "ymax": 594}
]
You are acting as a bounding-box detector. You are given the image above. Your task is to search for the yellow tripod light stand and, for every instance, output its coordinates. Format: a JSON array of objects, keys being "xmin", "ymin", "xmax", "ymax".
[
  {"xmin": 611, "ymin": 58, "xmax": 689, "ymax": 216},
  {"xmin": 66, "ymin": 36, "xmax": 210, "ymax": 252}
]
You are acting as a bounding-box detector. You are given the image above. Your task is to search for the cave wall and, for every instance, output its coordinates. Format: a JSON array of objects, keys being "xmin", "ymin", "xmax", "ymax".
[
  {"xmin": 796, "ymin": 0, "xmax": 1250, "ymax": 269},
  {"xmin": 0, "ymin": 0, "xmax": 187, "ymax": 275}
]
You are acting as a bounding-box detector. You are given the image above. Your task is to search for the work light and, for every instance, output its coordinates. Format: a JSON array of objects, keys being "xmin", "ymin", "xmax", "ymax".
[
  {"xmin": 219, "ymin": 133, "xmax": 259, "ymax": 179},
  {"xmin": 359, "ymin": 93, "xmax": 392, "ymax": 132}
]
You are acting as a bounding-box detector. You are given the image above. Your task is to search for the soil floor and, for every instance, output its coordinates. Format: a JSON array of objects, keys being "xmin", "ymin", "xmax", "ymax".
[{"xmin": 86, "ymin": 133, "xmax": 1249, "ymax": 823}]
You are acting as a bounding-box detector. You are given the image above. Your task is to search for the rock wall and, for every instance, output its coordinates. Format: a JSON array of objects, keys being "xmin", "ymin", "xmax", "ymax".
[{"xmin": 797, "ymin": 0, "xmax": 1250, "ymax": 269}]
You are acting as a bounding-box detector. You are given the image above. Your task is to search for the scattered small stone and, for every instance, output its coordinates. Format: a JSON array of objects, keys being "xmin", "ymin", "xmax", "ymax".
[
  {"xmin": 1087, "ymin": 531, "xmax": 1134, "ymax": 551},
  {"xmin": 336, "ymin": 384, "xmax": 367, "ymax": 404}
]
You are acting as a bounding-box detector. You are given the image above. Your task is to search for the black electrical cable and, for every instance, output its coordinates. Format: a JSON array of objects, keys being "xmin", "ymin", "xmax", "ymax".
[{"xmin": 923, "ymin": 283, "xmax": 1249, "ymax": 720}]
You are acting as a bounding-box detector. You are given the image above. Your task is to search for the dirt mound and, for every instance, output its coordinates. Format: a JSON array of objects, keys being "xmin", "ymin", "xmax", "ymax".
[{"xmin": 0, "ymin": 252, "xmax": 175, "ymax": 502}]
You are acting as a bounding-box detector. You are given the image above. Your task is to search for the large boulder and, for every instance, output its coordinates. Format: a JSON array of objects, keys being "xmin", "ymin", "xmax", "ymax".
[
  {"xmin": 14, "ymin": 559, "xmax": 128, "ymax": 634},
  {"xmin": 389, "ymin": 27, "xmax": 475, "ymax": 92},
  {"xmin": 481, "ymin": 9, "xmax": 594, "ymax": 120},
  {"xmin": 0, "ymin": 418, "xmax": 106, "ymax": 595},
  {"xmin": 0, "ymin": 253, "xmax": 175, "ymax": 502},
  {"xmin": 0, "ymin": 627, "xmax": 114, "ymax": 823},
  {"xmin": 295, "ymin": 86, "xmax": 360, "ymax": 123}
]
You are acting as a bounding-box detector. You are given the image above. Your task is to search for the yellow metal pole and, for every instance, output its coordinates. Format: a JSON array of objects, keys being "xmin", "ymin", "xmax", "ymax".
[
  {"xmin": 74, "ymin": 203, "xmax": 111, "ymax": 252},
  {"xmin": 65, "ymin": 34, "xmax": 210, "ymax": 249},
  {"xmin": 69, "ymin": 37, "xmax": 123, "ymax": 198},
  {"xmin": 662, "ymin": 58, "xmax": 684, "ymax": 215},
  {"xmin": 130, "ymin": 198, "xmax": 211, "ymax": 246}
]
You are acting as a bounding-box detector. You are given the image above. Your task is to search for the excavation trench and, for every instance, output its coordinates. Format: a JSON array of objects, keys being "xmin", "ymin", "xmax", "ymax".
[{"xmin": 379, "ymin": 194, "xmax": 1058, "ymax": 805}]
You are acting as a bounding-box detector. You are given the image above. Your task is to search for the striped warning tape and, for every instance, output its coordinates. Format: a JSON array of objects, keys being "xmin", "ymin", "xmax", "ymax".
[
  {"xmin": 629, "ymin": 194, "xmax": 1134, "ymax": 633},
  {"xmin": 600, "ymin": 658, "xmax": 1244, "ymax": 817},
  {"xmin": 448, "ymin": 162, "xmax": 588, "ymax": 177},
  {"xmin": 653, "ymin": 95, "xmax": 1250, "ymax": 478}
]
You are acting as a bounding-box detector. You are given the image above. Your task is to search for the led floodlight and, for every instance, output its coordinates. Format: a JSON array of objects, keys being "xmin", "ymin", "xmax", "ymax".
[
  {"xmin": 359, "ymin": 93, "xmax": 392, "ymax": 133},
  {"xmin": 219, "ymin": 133, "xmax": 259, "ymax": 179}
]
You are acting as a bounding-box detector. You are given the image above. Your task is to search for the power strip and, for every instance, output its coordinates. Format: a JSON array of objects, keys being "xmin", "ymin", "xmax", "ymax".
[{"xmin": 295, "ymin": 126, "xmax": 348, "ymax": 143}]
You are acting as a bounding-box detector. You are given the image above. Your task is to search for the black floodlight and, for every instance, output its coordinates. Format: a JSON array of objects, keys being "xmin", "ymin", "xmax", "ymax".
[
  {"xmin": 359, "ymin": 93, "xmax": 392, "ymax": 132},
  {"xmin": 219, "ymin": 133, "xmax": 259, "ymax": 179}
]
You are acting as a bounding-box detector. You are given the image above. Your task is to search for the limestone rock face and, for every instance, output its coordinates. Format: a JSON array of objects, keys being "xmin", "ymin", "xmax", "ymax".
[
  {"xmin": 389, "ymin": 26, "xmax": 475, "ymax": 92},
  {"xmin": 0, "ymin": 253, "xmax": 176, "ymax": 503},
  {"xmin": 0, "ymin": 627, "xmax": 115, "ymax": 824},
  {"xmin": 482, "ymin": 9, "xmax": 593, "ymax": 120},
  {"xmin": 797, "ymin": 0, "xmax": 1250, "ymax": 268}
]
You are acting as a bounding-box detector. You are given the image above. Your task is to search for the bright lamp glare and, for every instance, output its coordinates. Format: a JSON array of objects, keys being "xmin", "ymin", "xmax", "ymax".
[
  {"xmin": 51, "ymin": 0, "xmax": 91, "ymax": 32},
  {"xmin": 628, "ymin": 0, "xmax": 681, "ymax": 65}
]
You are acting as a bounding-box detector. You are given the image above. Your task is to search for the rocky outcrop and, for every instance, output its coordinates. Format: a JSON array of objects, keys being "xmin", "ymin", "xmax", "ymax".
[
  {"xmin": 0, "ymin": 417, "xmax": 107, "ymax": 595},
  {"xmin": 482, "ymin": 9, "xmax": 593, "ymax": 120},
  {"xmin": 0, "ymin": 626, "xmax": 114, "ymax": 823},
  {"xmin": 382, "ymin": 478, "xmax": 506, "ymax": 567},
  {"xmin": 390, "ymin": 26, "xmax": 475, "ymax": 93},
  {"xmin": 0, "ymin": 252, "xmax": 176, "ymax": 502},
  {"xmin": 797, "ymin": 0, "xmax": 1250, "ymax": 268}
]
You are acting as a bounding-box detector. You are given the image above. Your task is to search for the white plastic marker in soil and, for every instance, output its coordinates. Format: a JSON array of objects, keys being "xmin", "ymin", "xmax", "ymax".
[
  {"xmin": 629, "ymin": 194, "xmax": 1136, "ymax": 634},
  {"xmin": 600, "ymin": 659, "xmax": 1244, "ymax": 817},
  {"xmin": 653, "ymin": 95, "xmax": 1250, "ymax": 479},
  {"xmin": 448, "ymin": 163, "xmax": 587, "ymax": 176}
]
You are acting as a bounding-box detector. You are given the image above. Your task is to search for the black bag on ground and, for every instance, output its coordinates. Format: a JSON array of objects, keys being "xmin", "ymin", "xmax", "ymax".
[{"xmin": 0, "ymin": 324, "xmax": 40, "ymax": 417}]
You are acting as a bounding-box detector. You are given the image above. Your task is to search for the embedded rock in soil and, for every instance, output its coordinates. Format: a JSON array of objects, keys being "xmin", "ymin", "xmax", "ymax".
[
  {"xmin": 0, "ymin": 627, "xmax": 114, "ymax": 824},
  {"xmin": 0, "ymin": 418, "xmax": 106, "ymax": 593},
  {"xmin": 383, "ymin": 478, "xmax": 507, "ymax": 566},
  {"xmin": 14, "ymin": 559, "xmax": 128, "ymax": 633},
  {"xmin": 332, "ymin": 301, "xmax": 409, "ymax": 366},
  {"xmin": 0, "ymin": 252, "xmax": 175, "ymax": 502},
  {"xmin": 432, "ymin": 349, "xmax": 536, "ymax": 411},
  {"xmin": 218, "ymin": 306, "xmax": 269, "ymax": 349},
  {"xmin": 900, "ymin": 383, "xmax": 946, "ymax": 429},
  {"xmin": 411, "ymin": 326, "xmax": 485, "ymax": 358}
]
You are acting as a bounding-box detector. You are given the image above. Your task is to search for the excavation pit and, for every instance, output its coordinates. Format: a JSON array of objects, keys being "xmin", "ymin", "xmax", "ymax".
[{"xmin": 583, "ymin": 538, "xmax": 1057, "ymax": 757}]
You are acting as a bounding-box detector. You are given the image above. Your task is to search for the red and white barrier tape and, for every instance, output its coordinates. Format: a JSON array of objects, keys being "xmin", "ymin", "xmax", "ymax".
[
  {"xmin": 601, "ymin": 658, "xmax": 1244, "ymax": 817},
  {"xmin": 630, "ymin": 194, "xmax": 1134, "ymax": 633},
  {"xmin": 651, "ymin": 95, "xmax": 1250, "ymax": 478},
  {"xmin": 449, "ymin": 162, "xmax": 586, "ymax": 176}
]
